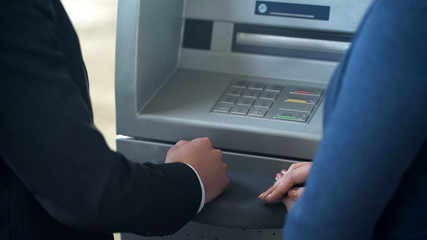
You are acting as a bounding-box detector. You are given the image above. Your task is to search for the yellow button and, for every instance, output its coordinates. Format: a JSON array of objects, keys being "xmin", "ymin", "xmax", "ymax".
[{"xmin": 287, "ymin": 99, "xmax": 307, "ymax": 103}]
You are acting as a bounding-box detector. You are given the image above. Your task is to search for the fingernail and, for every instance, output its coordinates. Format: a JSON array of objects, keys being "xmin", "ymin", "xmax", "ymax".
[
  {"xmin": 289, "ymin": 189, "xmax": 297, "ymax": 197},
  {"xmin": 258, "ymin": 193, "xmax": 265, "ymax": 198},
  {"xmin": 281, "ymin": 170, "xmax": 287, "ymax": 174}
]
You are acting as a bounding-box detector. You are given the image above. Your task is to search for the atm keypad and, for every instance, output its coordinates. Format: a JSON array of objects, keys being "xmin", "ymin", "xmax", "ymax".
[
  {"xmin": 286, "ymin": 95, "xmax": 319, "ymax": 105},
  {"xmin": 281, "ymin": 102, "xmax": 314, "ymax": 113},
  {"xmin": 230, "ymin": 106, "xmax": 250, "ymax": 115},
  {"xmin": 224, "ymin": 88, "xmax": 243, "ymax": 96},
  {"xmin": 212, "ymin": 104, "xmax": 232, "ymax": 113},
  {"xmin": 291, "ymin": 88, "xmax": 323, "ymax": 97},
  {"xmin": 259, "ymin": 92, "xmax": 278, "ymax": 100},
  {"xmin": 274, "ymin": 111, "xmax": 309, "ymax": 122},
  {"xmin": 211, "ymin": 79, "xmax": 325, "ymax": 123},
  {"xmin": 219, "ymin": 96, "xmax": 238, "ymax": 104},
  {"xmin": 242, "ymin": 89, "xmax": 261, "ymax": 98},
  {"xmin": 248, "ymin": 82, "xmax": 266, "ymax": 90},
  {"xmin": 265, "ymin": 84, "xmax": 283, "ymax": 92},
  {"xmin": 248, "ymin": 108, "xmax": 268, "ymax": 118},
  {"xmin": 237, "ymin": 98, "xmax": 255, "ymax": 106},
  {"xmin": 254, "ymin": 100, "xmax": 273, "ymax": 108}
]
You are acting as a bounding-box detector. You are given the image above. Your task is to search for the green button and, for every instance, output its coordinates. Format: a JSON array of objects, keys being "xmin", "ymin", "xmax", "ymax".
[{"xmin": 275, "ymin": 115, "xmax": 296, "ymax": 120}]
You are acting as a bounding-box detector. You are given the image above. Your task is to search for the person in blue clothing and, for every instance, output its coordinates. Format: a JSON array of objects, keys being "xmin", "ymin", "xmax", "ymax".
[{"xmin": 259, "ymin": 0, "xmax": 427, "ymax": 239}]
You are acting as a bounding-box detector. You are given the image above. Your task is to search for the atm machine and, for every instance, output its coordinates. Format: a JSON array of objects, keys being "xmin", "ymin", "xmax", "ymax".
[{"xmin": 115, "ymin": 0, "xmax": 371, "ymax": 239}]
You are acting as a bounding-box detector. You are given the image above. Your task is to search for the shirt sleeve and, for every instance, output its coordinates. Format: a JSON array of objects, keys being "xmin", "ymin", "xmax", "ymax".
[
  {"xmin": 284, "ymin": 0, "xmax": 427, "ymax": 239},
  {"xmin": 183, "ymin": 163, "xmax": 206, "ymax": 213}
]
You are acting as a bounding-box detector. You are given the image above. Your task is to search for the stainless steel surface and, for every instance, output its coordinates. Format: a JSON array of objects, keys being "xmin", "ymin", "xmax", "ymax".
[{"xmin": 236, "ymin": 32, "xmax": 350, "ymax": 53}]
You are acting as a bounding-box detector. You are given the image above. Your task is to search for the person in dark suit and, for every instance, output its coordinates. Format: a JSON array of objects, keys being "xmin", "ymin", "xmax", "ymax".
[{"xmin": 0, "ymin": 0, "xmax": 229, "ymax": 239}]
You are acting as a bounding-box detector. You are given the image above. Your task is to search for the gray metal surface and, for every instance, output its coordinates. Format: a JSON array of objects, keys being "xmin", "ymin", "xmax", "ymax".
[
  {"xmin": 122, "ymin": 223, "xmax": 283, "ymax": 240},
  {"xmin": 117, "ymin": 137, "xmax": 295, "ymax": 240},
  {"xmin": 235, "ymin": 32, "xmax": 350, "ymax": 53},
  {"xmin": 115, "ymin": 0, "xmax": 373, "ymax": 238},
  {"xmin": 184, "ymin": 0, "xmax": 371, "ymax": 33},
  {"xmin": 115, "ymin": 0, "xmax": 370, "ymax": 160},
  {"xmin": 119, "ymin": 69, "xmax": 324, "ymax": 159}
]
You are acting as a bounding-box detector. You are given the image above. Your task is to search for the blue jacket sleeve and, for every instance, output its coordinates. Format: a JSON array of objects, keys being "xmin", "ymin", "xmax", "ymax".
[{"xmin": 284, "ymin": 0, "xmax": 427, "ymax": 239}]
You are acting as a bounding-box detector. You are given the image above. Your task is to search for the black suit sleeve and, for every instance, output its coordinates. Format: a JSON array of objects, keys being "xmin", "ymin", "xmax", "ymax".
[{"xmin": 0, "ymin": 0, "xmax": 201, "ymax": 236}]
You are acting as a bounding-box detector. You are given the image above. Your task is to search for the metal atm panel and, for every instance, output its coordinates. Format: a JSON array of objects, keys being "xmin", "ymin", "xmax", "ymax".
[{"xmin": 115, "ymin": 0, "xmax": 371, "ymax": 239}]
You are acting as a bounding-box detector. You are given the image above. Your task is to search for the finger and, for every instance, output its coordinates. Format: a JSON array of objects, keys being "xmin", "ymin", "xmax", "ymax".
[
  {"xmin": 287, "ymin": 162, "xmax": 310, "ymax": 171},
  {"xmin": 175, "ymin": 140, "xmax": 189, "ymax": 148},
  {"xmin": 167, "ymin": 140, "xmax": 189, "ymax": 155},
  {"xmin": 288, "ymin": 187, "xmax": 305, "ymax": 199},
  {"xmin": 265, "ymin": 180, "xmax": 295, "ymax": 202},
  {"xmin": 196, "ymin": 137, "xmax": 212, "ymax": 145},
  {"xmin": 261, "ymin": 163, "xmax": 311, "ymax": 202},
  {"xmin": 258, "ymin": 183, "xmax": 277, "ymax": 200},
  {"xmin": 260, "ymin": 170, "xmax": 285, "ymax": 199},
  {"xmin": 260, "ymin": 178, "xmax": 295, "ymax": 202},
  {"xmin": 259, "ymin": 179, "xmax": 287, "ymax": 201},
  {"xmin": 275, "ymin": 172, "xmax": 284, "ymax": 181},
  {"xmin": 215, "ymin": 149, "xmax": 223, "ymax": 158},
  {"xmin": 282, "ymin": 197, "xmax": 296, "ymax": 211},
  {"xmin": 275, "ymin": 168, "xmax": 288, "ymax": 181}
]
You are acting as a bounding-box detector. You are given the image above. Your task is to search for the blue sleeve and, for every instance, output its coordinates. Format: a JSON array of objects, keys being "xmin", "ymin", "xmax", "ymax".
[{"xmin": 284, "ymin": 0, "xmax": 427, "ymax": 239}]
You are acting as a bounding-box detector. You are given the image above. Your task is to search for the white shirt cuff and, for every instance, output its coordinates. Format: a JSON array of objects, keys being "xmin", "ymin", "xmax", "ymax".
[{"xmin": 183, "ymin": 163, "xmax": 205, "ymax": 213}]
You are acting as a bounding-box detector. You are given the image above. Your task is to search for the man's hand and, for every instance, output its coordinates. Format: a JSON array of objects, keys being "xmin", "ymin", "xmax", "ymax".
[
  {"xmin": 258, "ymin": 162, "xmax": 311, "ymax": 210},
  {"xmin": 165, "ymin": 137, "xmax": 229, "ymax": 204}
]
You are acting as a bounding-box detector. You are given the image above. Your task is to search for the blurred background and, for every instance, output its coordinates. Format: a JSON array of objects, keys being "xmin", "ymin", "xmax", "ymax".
[
  {"xmin": 62, "ymin": 0, "xmax": 118, "ymax": 150},
  {"xmin": 61, "ymin": 0, "xmax": 120, "ymax": 239}
]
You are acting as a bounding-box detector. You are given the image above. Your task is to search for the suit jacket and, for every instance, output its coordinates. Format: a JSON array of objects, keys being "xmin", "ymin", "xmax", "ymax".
[{"xmin": 0, "ymin": 0, "xmax": 202, "ymax": 239}]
